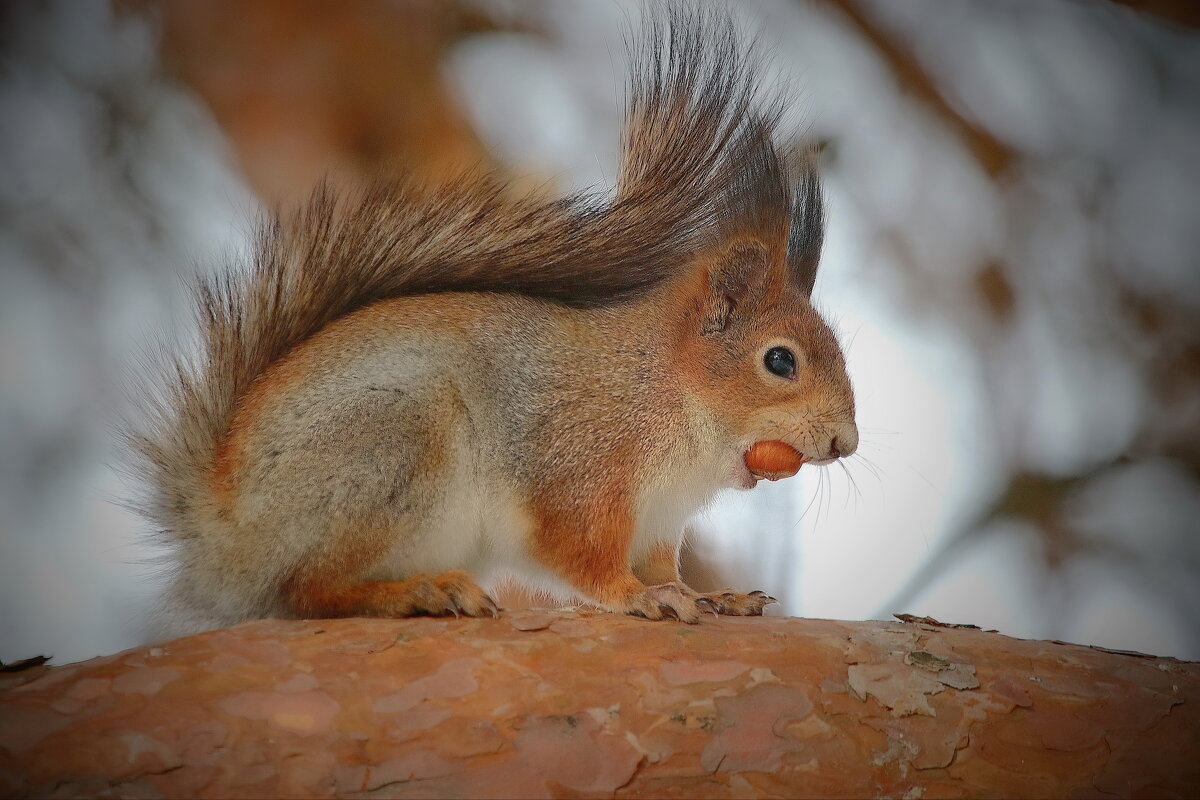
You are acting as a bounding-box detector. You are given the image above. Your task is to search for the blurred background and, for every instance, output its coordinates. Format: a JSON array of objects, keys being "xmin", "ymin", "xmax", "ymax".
[{"xmin": 2, "ymin": 0, "xmax": 1197, "ymax": 665}]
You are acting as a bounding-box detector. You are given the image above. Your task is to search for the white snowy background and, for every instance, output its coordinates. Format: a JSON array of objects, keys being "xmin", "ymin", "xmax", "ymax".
[{"xmin": 1, "ymin": 0, "xmax": 1197, "ymax": 665}]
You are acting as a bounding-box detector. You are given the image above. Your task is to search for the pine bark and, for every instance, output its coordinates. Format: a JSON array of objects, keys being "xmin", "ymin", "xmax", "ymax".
[{"xmin": 2, "ymin": 611, "xmax": 1197, "ymax": 798}]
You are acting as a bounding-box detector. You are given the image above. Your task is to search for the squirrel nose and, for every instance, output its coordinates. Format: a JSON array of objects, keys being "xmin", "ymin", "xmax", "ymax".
[{"xmin": 828, "ymin": 423, "xmax": 859, "ymax": 460}]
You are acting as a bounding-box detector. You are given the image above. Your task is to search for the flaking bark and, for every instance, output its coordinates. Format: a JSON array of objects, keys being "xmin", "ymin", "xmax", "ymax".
[{"xmin": 1, "ymin": 612, "xmax": 1196, "ymax": 798}]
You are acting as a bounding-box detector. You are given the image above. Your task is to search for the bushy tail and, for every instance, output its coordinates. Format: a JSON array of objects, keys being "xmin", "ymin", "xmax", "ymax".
[{"xmin": 125, "ymin": 6, "xmax": 810, "ymax": 545}]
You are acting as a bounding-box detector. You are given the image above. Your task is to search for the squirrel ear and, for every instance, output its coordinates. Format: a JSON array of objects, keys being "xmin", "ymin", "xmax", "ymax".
[{"xmin": 699, "ymin": 240, "xmax": 772, "ymax": 334}]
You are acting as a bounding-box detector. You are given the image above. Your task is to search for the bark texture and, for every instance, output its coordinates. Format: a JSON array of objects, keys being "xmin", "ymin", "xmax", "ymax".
[{"xmin": 1, "ymin": 611, "xmax": 1197, "ymax": 798}]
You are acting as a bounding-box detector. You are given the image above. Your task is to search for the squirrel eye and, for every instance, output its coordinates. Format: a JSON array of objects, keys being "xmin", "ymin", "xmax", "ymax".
[{"xmin": 763, "ymin": 347, "xmax": 797, "ymax": 379}]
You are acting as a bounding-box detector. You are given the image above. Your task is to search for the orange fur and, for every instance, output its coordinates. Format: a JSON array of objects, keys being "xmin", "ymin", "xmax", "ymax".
[
  {"xmin": 278, "ymin": 520, "xmax": 396, "ymax": 616},
  {"xmin": 529, "ymin": 487, "xmax": 642, "ymax": 608},
  {"xmin": 635, "ymin": 541, "xmax": 683, "ymax": 587}
]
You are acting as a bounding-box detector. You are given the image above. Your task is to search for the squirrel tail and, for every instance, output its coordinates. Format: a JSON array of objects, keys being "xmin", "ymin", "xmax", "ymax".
[{"xmin": 124, "ymin": 7, "xmax": 812, "ymax": 550}]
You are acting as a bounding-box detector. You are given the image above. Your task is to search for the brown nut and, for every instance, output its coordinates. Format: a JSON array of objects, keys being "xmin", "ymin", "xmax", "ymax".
[{"xmin": 745, "ymin": 440, "xmax": 805, "ymax": 480}]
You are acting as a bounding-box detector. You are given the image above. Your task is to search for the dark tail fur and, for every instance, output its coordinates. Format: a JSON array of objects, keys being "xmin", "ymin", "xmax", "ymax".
[{"xmin": 126, "ymin": 6, "xmax": 822, "ymax": 545}]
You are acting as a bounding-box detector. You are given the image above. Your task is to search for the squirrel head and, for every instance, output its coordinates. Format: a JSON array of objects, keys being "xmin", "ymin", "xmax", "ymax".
[{"xmin": 674, "ymin": 153, "xmax": 858, "ymax": 489}]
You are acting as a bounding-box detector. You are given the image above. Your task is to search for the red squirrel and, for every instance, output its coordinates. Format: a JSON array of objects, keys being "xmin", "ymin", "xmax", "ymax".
[{"xmin": 127, "ymin": 8, "xmax": 858, "ymax": 637}]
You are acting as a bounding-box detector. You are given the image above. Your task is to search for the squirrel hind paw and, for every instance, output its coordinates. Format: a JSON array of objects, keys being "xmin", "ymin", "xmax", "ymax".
[
  {"xmin": 427, "ymin": 571, "xmax": 501, "ymax": 618},
  {"xmin": 283, "ymin": 570, "xmax": 500, "ymax": 619},
  {"xmin": 356, "ymin": 571, "xmax": 499, "ymax": 619}
]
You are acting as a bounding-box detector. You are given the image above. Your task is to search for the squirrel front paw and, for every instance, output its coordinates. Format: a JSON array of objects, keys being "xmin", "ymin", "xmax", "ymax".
[
  {"xmin": 693, "ymin": 589, "xmax": 776, "ymax": 616},
  {"xmin": 621, "ymin": 582, "xmax": 706, "ymax": 624}
]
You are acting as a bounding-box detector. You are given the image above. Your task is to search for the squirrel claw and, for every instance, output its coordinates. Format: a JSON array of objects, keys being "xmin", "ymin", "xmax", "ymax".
[{"xmin": 695, "ymin": 597, "xmax": 720, "ymax": 616}]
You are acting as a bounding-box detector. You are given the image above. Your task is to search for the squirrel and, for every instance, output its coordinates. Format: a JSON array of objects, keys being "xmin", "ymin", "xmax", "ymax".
[{"xmin": 126, "ymin": 7, "xmax": 858, "ymax": 637}]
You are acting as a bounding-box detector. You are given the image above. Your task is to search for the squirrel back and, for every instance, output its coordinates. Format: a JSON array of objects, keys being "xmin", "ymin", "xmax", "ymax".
[{"xmin": 126, "ymin": 7, "xmax": 856, "ymax": 632}]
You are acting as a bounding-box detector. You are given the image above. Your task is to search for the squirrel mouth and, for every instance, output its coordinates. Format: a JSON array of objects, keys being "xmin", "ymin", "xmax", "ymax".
[{"xmin": 747, "ymin": 466, "xmax": 802, "ymax": 482}]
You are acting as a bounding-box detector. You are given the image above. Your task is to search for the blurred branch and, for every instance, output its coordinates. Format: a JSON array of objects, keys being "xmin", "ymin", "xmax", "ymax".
[
  {"xmin": 1107, "ymin": 0, "xmax": 1200, "ymax": 29},
  {"xmin": 1118, "ymin": 289, "xmax": 1200, "ymax": 466},
  {"xmin": 124, "ymin": 0, "xmax": 504, "ymax": 204},
  {"xmin": 823, "ymin": 0, "xmax": 1016, "ymax": 177},
  {"xmin": 873, "ymin": 464, "xmax": 1140, "ymax": 619}
]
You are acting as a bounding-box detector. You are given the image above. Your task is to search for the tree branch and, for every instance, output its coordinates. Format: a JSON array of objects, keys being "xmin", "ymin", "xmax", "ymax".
[
  {"xmin": 824, "ymin": 0, "xmax": 1016, "ymax": 177},
  {"xmin": 2, "ymin": 612, "xmax": 1196, "ymax": 797}
]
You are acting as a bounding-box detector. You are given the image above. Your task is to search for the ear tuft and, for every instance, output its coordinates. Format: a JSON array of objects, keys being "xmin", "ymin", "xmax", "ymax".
[{"xmin": 785, "ymin": 150, "xmax": 826, "ymax": 297}]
